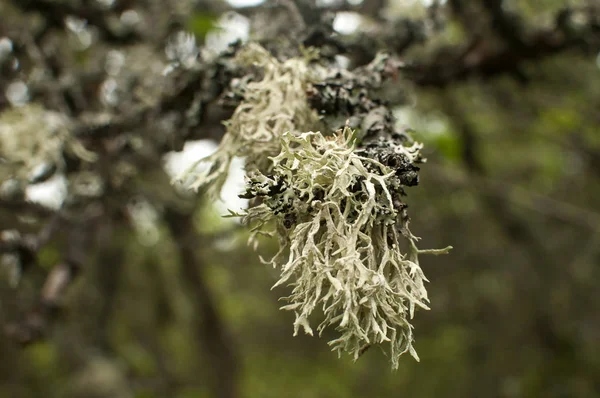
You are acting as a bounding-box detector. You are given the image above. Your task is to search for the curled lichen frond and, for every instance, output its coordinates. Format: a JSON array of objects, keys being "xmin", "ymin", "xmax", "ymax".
[
  {"xmin": 239, "ymin": 127, "xmax": 451, "ymax": 369},
  {"xmin": 181, "ymin": 43, "xmax": 321, "ymax": 197},
  {"xmin": 0, "ymin": 104, "xmax": 96, "ymax": 181}
]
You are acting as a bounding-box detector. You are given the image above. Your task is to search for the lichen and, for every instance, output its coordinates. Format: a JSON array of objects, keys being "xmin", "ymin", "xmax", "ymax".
[
  {"xmin": 181, "ymin": 43, "xmax": 322, "ymax": 197},
  {"xmin": 0, "ymin": 104, "xmax": 96, "ymax": 182},
  {"xmin": 237, "ymin": 127, "xmax": 451, "ymax": 369}
]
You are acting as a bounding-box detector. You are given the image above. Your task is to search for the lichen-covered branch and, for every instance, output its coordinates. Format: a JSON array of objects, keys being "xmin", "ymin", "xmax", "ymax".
[
  {"xmin": 184, "ymin": 42, "xmax": 451, "ymax": 367},
  {"xmin": 237, "ymin": 129, "xmax": 450, "ymax": 368}
]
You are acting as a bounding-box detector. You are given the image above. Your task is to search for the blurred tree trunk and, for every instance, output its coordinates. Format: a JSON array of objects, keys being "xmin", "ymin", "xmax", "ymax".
[{"xmin": 165, "ymin": 207, "xmax": 240, "ymax": 398}]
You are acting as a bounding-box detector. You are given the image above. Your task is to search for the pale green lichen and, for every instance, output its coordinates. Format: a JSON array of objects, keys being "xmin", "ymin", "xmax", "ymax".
[
  {"xmin": 181, "ymin": 43, "xmax": 322, "ymax": 197},
  {"xmin": 0, "ymin": 104, "xmax": 96, "ymax": 182},
  {"xmin": 238, "ymin": 128, "xmax": 451, "ymax": 369}
]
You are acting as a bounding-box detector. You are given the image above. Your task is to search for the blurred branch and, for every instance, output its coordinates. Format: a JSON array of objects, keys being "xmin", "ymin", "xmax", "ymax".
[
  {"xmin": 12, "ymin": 0, "xmax": 142, "ymax": 44},
  {"xmin": 0, "ymin": 198, "xmax": 57, "ymax": 218},
  {"xmin": 73, "ymin": 53, "xmax": 236, "ymax": 149},
  {"xmin": 407, "ymin": 5, "xmax": 600, "ymax": 87}
]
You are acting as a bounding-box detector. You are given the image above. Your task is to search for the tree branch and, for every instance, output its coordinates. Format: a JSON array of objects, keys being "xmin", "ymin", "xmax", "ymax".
[
  {"xmin": 479, "ymin": 0, "xmax": 527, "ymax": 49},
  {"xmin": 12, "ymin": 0, "xmax": 142, "ymax": 44},
  {"xmin": 407, "ymin": 6, "xmax": 600, "ymax": 87}
]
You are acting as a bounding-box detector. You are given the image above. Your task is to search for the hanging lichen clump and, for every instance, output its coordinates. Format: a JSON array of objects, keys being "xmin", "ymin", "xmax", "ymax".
[
  {"xmin": 181, "ymin": 43, "xmax": 450, "ymax": 368},
  {"xmin": 182, "ymin": 43, "xmax": 322, "ymax": 197}
]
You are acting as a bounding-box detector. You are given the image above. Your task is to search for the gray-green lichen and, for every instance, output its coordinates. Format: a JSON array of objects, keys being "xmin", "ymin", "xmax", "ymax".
[
  {"xmin": 238, "ymin": 128, "xmax": 451, "ymax": 369},
  {"xmin": 181, "ymin": 43, "xmax": 322, "ymax": 197},
  {"xmin": 0, "ymin": 104, "xmax": 96, "ymax": 183},
  {"xmin": 179, "ymin": 43, "xmax": 451, "ymax": 368}
]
